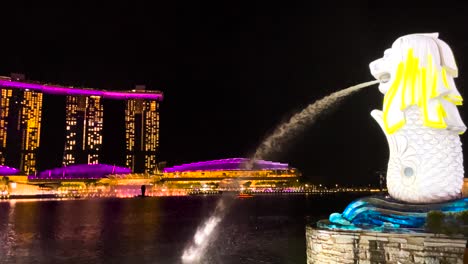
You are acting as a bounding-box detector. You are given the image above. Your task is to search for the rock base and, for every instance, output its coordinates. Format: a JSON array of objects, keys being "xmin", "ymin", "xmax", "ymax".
[{"xmin": 306, "ymin": 226, "xmax": 467, "ymax": 264}]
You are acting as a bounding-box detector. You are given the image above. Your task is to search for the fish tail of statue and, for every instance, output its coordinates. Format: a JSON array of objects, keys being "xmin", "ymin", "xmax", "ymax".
[{"xmin": 371, "ymin": 107, "xmax": 464, "ymax": 203}]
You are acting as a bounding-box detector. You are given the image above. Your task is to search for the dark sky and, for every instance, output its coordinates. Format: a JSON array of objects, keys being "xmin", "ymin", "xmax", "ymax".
[{"xmin": 2, "ymin": 3, "xmax": 468, "ymax": 186}]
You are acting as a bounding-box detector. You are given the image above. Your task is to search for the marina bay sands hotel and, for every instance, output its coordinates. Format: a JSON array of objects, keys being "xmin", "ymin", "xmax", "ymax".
[{"xmin": 0, "ymin": 73, "xmax": 163, "ymax": 175}]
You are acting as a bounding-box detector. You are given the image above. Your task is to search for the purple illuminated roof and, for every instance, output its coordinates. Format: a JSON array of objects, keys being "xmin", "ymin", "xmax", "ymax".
[
  {"xmin": 163, "ymin": 158, "xmax": 291, "ymax": 173},
  {"xmin": 28, "ymin": 164, "xmax": 132, "ymax": 180},
  {"xmin": 0, "ymin": 80, "xmax": 163, "ymax": 101},
  {"xmin": 0, "ymin": 166, "xmax": 20, "ymax": 175}
]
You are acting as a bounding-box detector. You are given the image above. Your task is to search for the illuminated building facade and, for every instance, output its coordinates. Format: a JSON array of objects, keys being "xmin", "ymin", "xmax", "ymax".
[
  {"xmin": 125, "ymin": 85, "xmax": 160, "ymax": 174},
  {"xmin": 63, "ymin": 95, "xmax": 103, "ymax": 165},
  {"xmin": 0, "ymin": 75, "xmax": 163, "ymax": 175},
  {"xmin": 19, "ymin": 90, "xmax": 43, "ymax": 174},
  {"xmin": 0, "ymin": 74, "xmax": 43, "ymax": 174},
  {"xmin": 0, "ymin": 87, "xmax": 12, "ymax": 165},
  {"xmin": 162, "ymin": 158, "xmax": 300, "ymax": 188}
]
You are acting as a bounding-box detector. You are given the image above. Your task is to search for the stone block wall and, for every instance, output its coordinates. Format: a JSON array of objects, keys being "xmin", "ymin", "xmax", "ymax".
[{"xmin": 306, "ymin": 226, "xmax": 467, "ymax": 264}]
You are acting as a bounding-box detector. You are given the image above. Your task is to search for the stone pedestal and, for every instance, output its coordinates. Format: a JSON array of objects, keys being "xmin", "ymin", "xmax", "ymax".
[{"xmin": 306, "ymin": 226, "xmax": 467, "ymax": 264}]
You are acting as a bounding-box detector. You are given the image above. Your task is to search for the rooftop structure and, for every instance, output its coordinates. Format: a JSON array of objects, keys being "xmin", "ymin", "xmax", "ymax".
[
  {"xmin": 28, "ymin": 164, "xmax": 132, "ymax": 180},
  {"xmin": 0, "ymin": 78, "xmax": 163, "ymax": 100},
  {"xmin": 163, "ymin": 158, "xmax": 291, "ymax": 173}
]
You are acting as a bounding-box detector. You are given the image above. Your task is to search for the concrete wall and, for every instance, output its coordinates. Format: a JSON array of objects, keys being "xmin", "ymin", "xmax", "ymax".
[{"xmin": 306, "ymin": 226, "xmax": 467, "ymax": 264}]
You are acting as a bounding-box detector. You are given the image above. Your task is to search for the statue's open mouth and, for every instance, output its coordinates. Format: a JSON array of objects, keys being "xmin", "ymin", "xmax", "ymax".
[{"xmin": 379, "ymin": 73, "xmax": 391, "ymax": 83}]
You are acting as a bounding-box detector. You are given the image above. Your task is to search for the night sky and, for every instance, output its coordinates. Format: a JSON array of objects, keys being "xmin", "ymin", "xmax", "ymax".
[{"xmin": 2, "ymin": 3, "xmax": 468, "ymax": 186}]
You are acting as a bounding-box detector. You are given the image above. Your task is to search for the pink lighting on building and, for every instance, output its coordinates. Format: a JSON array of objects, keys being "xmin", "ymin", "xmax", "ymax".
[{"xmin": 0, "ymin": 80, "xmax": 163, "ymax": 100}]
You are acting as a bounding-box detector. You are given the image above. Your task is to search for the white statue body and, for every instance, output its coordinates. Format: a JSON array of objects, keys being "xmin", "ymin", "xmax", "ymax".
[{"xmin": 370, "ymin": 33, "xmax": 466, "ymax": 203}]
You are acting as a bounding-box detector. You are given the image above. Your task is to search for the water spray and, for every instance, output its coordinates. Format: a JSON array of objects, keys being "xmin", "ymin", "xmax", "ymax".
[
  {"xmin": 246, "ymin": 80, "xmax": 379, "ymax": 168},
  {"xmin": 182, "ymin": 194, "xmax": 235, "ymax": 263},
  {"xmin": 181, "ymin": 216, "xmax": 221, "ymax": 263},
  {"xmin": 181, "ymin": 80, "xmax": 379, "ymax": 262}
]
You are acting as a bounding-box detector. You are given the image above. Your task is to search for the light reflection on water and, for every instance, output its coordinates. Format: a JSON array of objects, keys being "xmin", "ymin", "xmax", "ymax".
[{"xmin": 0, "ymin": 194, "xmax": 364, "ymax": 263}]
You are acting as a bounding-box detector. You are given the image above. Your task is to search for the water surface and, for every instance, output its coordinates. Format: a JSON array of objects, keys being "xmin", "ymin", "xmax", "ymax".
[{"xmin": 0, "ymin": 193, "xmax": 366, "ymax": 263}]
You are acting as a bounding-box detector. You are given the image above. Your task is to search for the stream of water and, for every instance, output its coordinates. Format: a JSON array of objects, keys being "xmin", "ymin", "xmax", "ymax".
[{"xmin": 181, "ymin": 80, "xmax": 379, "ymax": 263}]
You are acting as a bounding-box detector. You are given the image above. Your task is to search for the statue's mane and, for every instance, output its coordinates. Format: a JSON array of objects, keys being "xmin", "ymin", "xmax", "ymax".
[{"xmin": 383, "ymin": 35, "xmax": 464, "ymax": 134}]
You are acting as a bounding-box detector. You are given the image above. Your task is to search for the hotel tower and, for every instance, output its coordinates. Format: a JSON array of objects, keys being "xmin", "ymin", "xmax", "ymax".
[
  {"xmin": 0, "ymin": 74, "xmax": 43, "ymax": 174},
  {"xmin": 125, "ymin": 85, "xmax": 160, "ymax": 174},
  {"xmin": 63, "ymin": 95, "xmax": 104, "ymax": 166}
]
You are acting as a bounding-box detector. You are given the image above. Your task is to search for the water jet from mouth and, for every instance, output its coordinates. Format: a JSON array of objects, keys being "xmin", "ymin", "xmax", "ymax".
[
  {"xmin": 246, "ymin": 79, "xmax": 379, "ymax": 168},
  {"xmin": 180, "ymin": 80, "xmax": 379, "ymax": 262}
]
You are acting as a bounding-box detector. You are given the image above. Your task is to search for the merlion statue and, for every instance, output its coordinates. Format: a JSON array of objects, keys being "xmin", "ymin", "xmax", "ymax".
[{"xmin": 370, "ymin": 33, "xmax": 466, "ymax": 203}]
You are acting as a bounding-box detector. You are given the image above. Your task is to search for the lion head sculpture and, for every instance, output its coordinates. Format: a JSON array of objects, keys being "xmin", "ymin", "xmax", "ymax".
[{"xmin": 370, "ymin": 33, "xmax": 466, "ymax": 134}]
